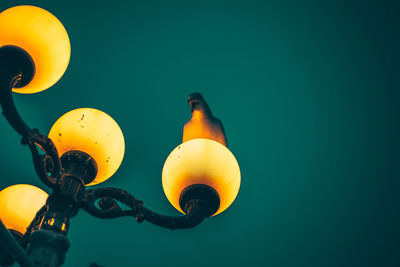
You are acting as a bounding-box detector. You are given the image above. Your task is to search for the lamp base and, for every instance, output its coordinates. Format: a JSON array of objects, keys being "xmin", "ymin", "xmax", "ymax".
[
  {"xmin": 60, "ymin": 150, "xmax": 97, "ymax": 185},
  {"xmin": 0, "ymin": 45, "xmax": 34, "ymax": 88},
  {"xmin": 179, "ymin": 184, "xmax": 220, "ymax": 217}
]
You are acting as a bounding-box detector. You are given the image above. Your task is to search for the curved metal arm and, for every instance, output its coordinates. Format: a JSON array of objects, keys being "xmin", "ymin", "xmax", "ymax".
[
  {"xmin": 0, "ymin": 55, "xmax": 62, "ymax": 188},
  {"xmin": 141, "ymin": 200, "xmax": 208, "ymax": 230},
  {"xmin": 79, "ymin": 187, "xmax": 209, "ymax": 230},
  {"xmin": 0, "ymin": 64, "xmax": 32, "ymax": 137}
]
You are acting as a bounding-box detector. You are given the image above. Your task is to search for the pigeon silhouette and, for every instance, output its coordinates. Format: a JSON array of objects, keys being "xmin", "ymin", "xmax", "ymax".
[{"xmin": 183, "ymin": 92, "xmax": 228, "ymax": 147}]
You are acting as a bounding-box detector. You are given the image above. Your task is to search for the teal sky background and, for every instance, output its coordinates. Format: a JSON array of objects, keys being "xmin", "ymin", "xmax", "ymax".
[{"xmin": 0, "ymin": 0, "xmax": 399, "ymax": 266}]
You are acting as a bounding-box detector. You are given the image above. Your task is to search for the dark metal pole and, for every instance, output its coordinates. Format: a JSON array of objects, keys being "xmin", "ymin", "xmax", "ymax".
[{"xmin": 0, "ymin": 219, "xmax": 34, "ymax": 267}]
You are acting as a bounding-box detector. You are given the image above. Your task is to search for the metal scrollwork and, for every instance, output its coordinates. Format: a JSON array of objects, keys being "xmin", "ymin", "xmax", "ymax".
[
  {"xmin": 79, "ymin": 187, "xmax": 144, "ymax": 222},
  {"xmin": 20, "ymin": 205, "xmax": 47, "ymax": 247},
  {"xmin": 25, "ymin": 129, "xmax": 62, "ymax": 188}
]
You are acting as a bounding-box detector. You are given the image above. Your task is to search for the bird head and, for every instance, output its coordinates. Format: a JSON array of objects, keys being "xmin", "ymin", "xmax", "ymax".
[{"xmin": 188, "ymin": 92, "xmax": 211, "ymax": 115}]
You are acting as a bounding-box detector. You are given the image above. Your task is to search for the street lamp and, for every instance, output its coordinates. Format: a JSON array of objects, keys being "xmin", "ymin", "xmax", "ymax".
[{"xmin": 0, "ymin": 5, "xmax": 240, "ymax": 267}]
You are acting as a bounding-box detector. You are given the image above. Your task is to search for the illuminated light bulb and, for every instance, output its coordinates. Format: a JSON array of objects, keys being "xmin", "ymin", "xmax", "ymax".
[
  {"xmin": 0, "ymin": 5, "xmax": 70, "ymax": 94},
  {"xmin": 162, "ymin": 138, "xmax": 240, "ymax": 216},
  {"xmin": 0, "ymin": 184, "xmax": 48, "ymax": 234},
  {"xmin": 48, "ymin": 108, "xmax": 125, "ymax": 185}
]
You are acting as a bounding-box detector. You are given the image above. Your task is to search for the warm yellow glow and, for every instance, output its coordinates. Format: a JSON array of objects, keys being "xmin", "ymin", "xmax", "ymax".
[
  {"xmin": 162, "ymin": 138, "xmax": 240, "ymax": 216},
  {"xmin": 48, "ymin": 108, "xmax": 125, "ymax": 185},
  {"xmin": 0, "ymin": 184, "xmax": 48, "ymax": 234},
  {"xmin": 0, "ymin": 5, "xmax": 70, "ymax": 94},
  {"xmin": 183, "ymin": 111, "xmax": 227, "ymax": 147}
]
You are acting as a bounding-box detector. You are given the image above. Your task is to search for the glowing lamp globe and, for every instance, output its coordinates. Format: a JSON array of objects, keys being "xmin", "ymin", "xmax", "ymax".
[
  {"xmin": 162, "ymin": 138, "xmax": 240, "ymax": 216},
  {"xmin": 48, "ymin": 108, "xmax": 125, "ymax": 185},
  {"xmin": 0, "ymin": 5, "xmax": 70, "ymax": 93},
  {"xmin": 0, "ymin": 184, "xmax": 48, "ymax": 234}
]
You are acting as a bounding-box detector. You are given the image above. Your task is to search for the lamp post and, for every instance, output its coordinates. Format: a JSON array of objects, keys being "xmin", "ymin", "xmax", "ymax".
[{"xmin": 0, "ymin": 5, "xmax": 240, "ymax": 267}]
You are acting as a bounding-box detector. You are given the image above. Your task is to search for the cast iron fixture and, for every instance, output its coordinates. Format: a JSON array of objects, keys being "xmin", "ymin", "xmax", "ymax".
[{"xmin": 0, "ymin": 5, "xmax": 240, "ymax": 267}]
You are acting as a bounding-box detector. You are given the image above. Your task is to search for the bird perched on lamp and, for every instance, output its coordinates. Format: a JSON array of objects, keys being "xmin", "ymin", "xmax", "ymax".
[{"xmin": 183, "ymin": 92, "xmax": 228, "ymax": 147}]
